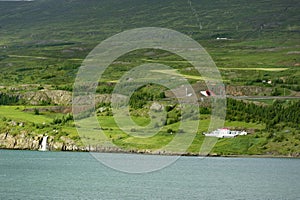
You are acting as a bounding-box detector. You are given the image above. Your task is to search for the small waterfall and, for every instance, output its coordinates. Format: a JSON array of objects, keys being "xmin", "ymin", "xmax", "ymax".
[{"xmin": 39, "ymin": 136, "xmax": 48, "ymax": 151}]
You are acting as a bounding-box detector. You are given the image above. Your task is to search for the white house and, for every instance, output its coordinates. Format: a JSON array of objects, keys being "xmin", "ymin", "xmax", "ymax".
[{"xmin": 204, "ymin": 128, "xmax": 247, "ymax": 138}]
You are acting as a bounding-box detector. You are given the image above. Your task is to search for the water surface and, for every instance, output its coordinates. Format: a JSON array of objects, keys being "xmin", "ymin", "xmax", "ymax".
[{"xmin": 0, "ymin": 150, "xmax": 299, "ymax": 199}]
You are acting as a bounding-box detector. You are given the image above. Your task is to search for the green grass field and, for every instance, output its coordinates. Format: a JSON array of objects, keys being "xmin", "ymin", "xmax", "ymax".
[
  {"xmin": 0, "ymin": 106, "xmax": 57, "ymax": 123},
  {"xmin": 0, "ymin": 103, "xmax": 299, "ymax": 156}
]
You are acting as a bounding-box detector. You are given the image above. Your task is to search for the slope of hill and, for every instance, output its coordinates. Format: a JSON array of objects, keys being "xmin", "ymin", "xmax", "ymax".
[
  {"xmin": 0, "ymin": 0, "xmax": 299, "ymax": 86},
  {"xmin": 0, "ymin": 0, "xmax": 299, "ymax": 156}
]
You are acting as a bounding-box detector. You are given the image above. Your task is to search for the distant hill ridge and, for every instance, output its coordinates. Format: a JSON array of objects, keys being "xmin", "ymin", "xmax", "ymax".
[
  {"xmin": 0, "ymin": 0, "xmax": 299, "ymax": 86},
  {"xmin": 0, "ymin": 0, "xmax": 299, "ymax": 42}
]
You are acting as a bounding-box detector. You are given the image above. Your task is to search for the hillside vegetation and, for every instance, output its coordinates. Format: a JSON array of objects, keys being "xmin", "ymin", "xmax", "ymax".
[{"xmin": 0, "ymin": 0, "xmax": 299, "ymax": 156}]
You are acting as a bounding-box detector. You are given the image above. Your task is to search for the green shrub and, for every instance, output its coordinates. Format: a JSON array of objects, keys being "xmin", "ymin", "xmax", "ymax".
[
  {"xmin": 167, "ymin": 128, "xmax": 173, "ymax": 133},
  {"xmin": 34, "ymin": 108, "xmax": 40, "ymax": 115}
]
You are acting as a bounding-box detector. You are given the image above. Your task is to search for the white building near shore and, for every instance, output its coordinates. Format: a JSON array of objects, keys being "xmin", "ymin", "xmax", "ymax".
[{"xmin": 204, "ymin": 128, "xmax": 247, "ymax": 138}]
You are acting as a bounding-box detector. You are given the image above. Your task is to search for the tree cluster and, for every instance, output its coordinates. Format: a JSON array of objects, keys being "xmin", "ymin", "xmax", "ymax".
[
  {"xmin": 227, "ymin": 98, "xmax": 300, "ymax": 131},
  {"xmin": 0, "ymin": 93, "xmax": 19, "ymax": 105}
]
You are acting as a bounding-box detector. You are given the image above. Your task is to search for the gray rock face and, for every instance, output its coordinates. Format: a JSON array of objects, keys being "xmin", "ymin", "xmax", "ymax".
[
  {"xmin": 0, "ymin": 133, "xmax": 15, "ymax": 149},
  {"xmin": 95, "ymin": 94, "xmax": 111, "ymax": 104},
  {"xmin": 19, "ymin": 90, "xmax": 72, "ymax": 105},
  {"xmin": 0, "ymin": 131, "xmax": 79, "ymax": 151},
  {"xmin": 150, "ymin": 102, "xmax": 164, "ymax": 111},
  {"xmin": 226, "ymin": 85, "xmax": 273, "ymax": 96}
]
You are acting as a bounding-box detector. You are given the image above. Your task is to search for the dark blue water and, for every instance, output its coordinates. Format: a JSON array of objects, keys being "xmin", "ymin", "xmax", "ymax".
[{"xmin": 0, "ymin": 150, "xmax": 299, "ymax": 199}]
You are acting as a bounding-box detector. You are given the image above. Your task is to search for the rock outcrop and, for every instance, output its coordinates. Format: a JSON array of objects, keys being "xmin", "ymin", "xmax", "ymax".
[
  {"xmin": 19, "ymin": 90, "xmax": 72, "ymax": 105},
  {"xmin": 18, "ymin": 90, "xmax": 111, "ymax": 106},
  {"xmin": 225, "ymin": 85, "xmax": 273, "ymax": 96},
  {"xmin": 0, "ymin": 131, "xmax": 81, "ymax": 151},
  {"xmin": 150, "ymin": 102, "xmax": 164, "ymax": 111}
]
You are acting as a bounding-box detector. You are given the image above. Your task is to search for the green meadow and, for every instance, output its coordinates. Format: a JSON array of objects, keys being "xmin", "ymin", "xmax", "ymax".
[{"xmin": 3, "ymin": 105, "xmax": 297, "ymax": 156}]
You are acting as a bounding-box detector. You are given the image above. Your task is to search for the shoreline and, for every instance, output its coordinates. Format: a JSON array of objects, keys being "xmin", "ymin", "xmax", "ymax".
[{"xmin": 1, "ymin": 148, "xmax": 299, "ymax": 159}]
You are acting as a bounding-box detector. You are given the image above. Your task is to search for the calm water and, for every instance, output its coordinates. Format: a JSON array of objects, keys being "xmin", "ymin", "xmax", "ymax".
[{"xmin": 0, "ymin": 150, "xmax": 299, "ymax": 200}]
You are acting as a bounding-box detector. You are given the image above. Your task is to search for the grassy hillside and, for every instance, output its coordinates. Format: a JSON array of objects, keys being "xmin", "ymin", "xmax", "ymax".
[
  {"xmin": 0, "ymin": 0, "xmax": 299, "ymax": 155},
  {"xmin": 0, "ymin": 105, "xmax": 299, "ymax": 156},
  {"xmin": 0, "ymin": 0, "xmax": 299, "ymax": 87}
]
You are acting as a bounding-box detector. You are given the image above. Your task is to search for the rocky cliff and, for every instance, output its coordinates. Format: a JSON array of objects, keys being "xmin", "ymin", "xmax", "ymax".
[
  {"xmin": 20, "ymin": 90, "xmax": 72, "ymax": 105},
  {"xmin": 19, "ymin": 90, "xmax": 111, "ymax": 106},
  {"xmin": 0, "ymin": 131, "xmax": 80, "ymax": 151}
]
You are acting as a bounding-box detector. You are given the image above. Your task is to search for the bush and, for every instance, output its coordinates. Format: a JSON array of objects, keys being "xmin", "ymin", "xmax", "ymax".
[
  {"xmin": 165, "ymin": 105, "xmax": 175, "ymax": 112},
  {"xmin": 0, "ymin": 93, "xmax": 19, "ymax": 105},
  {"xmin": 267, "ymin": 133, "xmax": 274, "ymax": 139},
  {"xmin": 52, "ymin": 113, "xmax": 74, "ymax": 125},
  {"xmin": 200, "ymin": 107, "xmax": 211, "ymax": 114},
  {"xmin": 52, "ymin": 117, "xmax": 62, "ymax": 124},
  {"xmin": 167, "ymin": 118, "xmax": 177, "ymax": 125},
  {"xmin": 167, "ymin": 128, "xmax": 173, "ymax": 134},
  {"xmin": 37, "ymin": 86, "xmax": 44, "ymax": 90},
  {"xmin": 35, "ymin": 123, "xmax": 45, "ymax": 129},
  {"xmin": 272, "ymin": 134, "xmax": 285, "ymax": 143},
  {"xmin": 34, "ymin": 108, "xmax": 40, "ymax": 115}
]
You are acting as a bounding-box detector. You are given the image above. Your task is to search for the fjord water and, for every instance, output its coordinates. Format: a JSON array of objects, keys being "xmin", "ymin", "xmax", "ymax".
[{"xmin": 0, "ymin": 150, "xmax": 299, "ymax": 200}]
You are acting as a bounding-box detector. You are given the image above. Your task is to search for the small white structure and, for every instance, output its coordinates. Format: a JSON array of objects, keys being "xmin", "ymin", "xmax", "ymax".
[
  {"xmin": 200, "ymin": 90, "xmax": 215, "ymax": 97},
  {"xmin": 267, "ymin": 80, "xmax": 272, "ymax": 84},
  {"xmin": 204, "ymin": 128, "xmax": 247, "ymax": 138},
  {"xmin": 216, "ymin": 37, "xmax": 228, "ymax": 40}
]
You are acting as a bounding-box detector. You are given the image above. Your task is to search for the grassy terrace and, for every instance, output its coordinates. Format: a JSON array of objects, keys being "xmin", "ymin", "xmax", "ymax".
[{"xmin": 2, "ymin": 105, "xmax": 296, "ymax": 156}]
